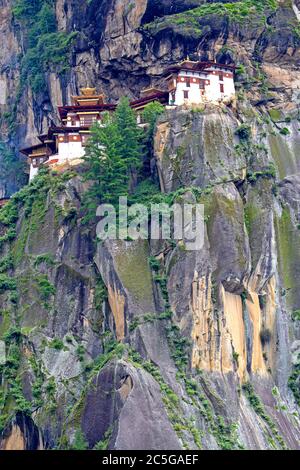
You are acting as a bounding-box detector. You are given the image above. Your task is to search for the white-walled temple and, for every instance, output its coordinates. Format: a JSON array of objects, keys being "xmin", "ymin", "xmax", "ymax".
[
  {"xmin": 20, "ymin": 60, "xmax": 236, "ymax": 180},
  {"xmin": 165, "ymin": 60, "xmax": 236, "ymax": 106}
]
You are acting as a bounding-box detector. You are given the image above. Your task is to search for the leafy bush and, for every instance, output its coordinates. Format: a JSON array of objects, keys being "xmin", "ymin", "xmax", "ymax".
[
  {"xmin": 0, "ymin": 274, "xmax": 17, "ymax": 294},
  {"xmin": 36, "ymin": 275, "xmax": 56, "ymax": 300},
  {"xmin": 292, "ymin": 310, "xmax": 300, "ymax": 322},
  {"xmin": 49, "ymin": 338, "xmax": 64, "ymax": 350},
  {"xmin": 148, "ymin": 256, "xmax": 161, "ymax": 272},
  {"xmin": 71, "ymin": 429, "xmax": 89, "ymax": 450},
  {"xmin": 33, "ymin": 253, "xmax": 55, "ymax": 267},
  {"xmin": 288, "ymin": 361, "xmax": 300, "ymax": 407},
  {"xmin": 235, "ymin": 124, "xmax": 251, "ymax": 141},
  {"xmin": 0, "ymin": 255, "xmax": 14, "ymax": 273},
  {"xmin": 279, "ymin": 127, "xmax": 290, "ymax": 136}
]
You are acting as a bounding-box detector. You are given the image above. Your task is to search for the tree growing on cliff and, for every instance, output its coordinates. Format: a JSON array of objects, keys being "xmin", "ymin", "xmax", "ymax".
[{"xmin": 83, "ymin": 98, "xmax": 143, "ymax": 219}]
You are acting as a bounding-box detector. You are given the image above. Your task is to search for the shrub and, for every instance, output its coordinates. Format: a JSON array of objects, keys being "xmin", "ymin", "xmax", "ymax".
[
  {"xmin": 148, "ymin": 256, "xmax": 161, "ymax": 272},
  {"xmin": 0, "ymin": 274, "xmax": 17, "ymax": 294},
  {"xmin": 33, "ymin": 253, "xmax": 55, "ymax": 267},
  {"xmin": 235, "ymin": 124, "xmax": 251, "ymax": 141},
  {"xmin": 71, "ymin": 429, "xmax": 89, "ymax": 450},
  {"xmin": 292, "ymin": 310, "xmax": 300, "ymax": 322},
  {"xmin": 279, "ymin": 127, "xmax": 290, "ymax": 136},
  {"xmin": 49, "ymin": 338, "xmax": 64, "ymax": 350},
  {"xmin": 36, "ymin": 275, "xmax": 56, "ymax": 300}
]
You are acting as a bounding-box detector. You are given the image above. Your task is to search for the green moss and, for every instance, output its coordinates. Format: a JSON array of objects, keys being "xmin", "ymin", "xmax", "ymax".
[
  {"xmin": 275, "ymin": 207, "xmax": 300, "ymax": 308},
  {"xmin": 244, "ymin": 203, "xmax": 261, "ymax": 235},
  {"xmin": 114, "ymin": 240, "xmax": 154, "ymax": 306},
  {"xmin": 268, "ymin": 108, "xmax": 282, "ymax": 122},
  {"xmin": 268, "ymin": 133, "xmax": 297, "ymax": 179}
]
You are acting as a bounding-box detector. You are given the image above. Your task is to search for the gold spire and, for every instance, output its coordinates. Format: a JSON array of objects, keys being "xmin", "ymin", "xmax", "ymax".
[{"xmin": 80, "ymin": 87, "xmax": 97, "ymax": 96}]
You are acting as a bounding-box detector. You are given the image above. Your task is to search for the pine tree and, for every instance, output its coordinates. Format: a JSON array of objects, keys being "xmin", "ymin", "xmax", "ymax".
[
  {"xmin": 83, "ymin": 99, "xmax": 143, "ymax": 220},
  {"xmin": 84, "ymin": 113, "xmax": 129, "ymax": 208},
  {"xmin": 114, "ymin": 97, "xmax": 143, "ymax": 190}
]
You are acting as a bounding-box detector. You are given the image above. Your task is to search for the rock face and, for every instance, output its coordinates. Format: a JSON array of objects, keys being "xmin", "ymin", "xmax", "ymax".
[{"xmin": 0, "ymin": 0, "xmax": 300, "ymax": 451}]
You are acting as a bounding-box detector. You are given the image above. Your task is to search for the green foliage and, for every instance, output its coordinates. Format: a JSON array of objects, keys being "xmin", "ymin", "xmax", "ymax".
[
  {"xmin": 33, "ymin": 253, "xmax": 55, "ymax": 267},
  {"xmin": 247, "ymin": 163, "xmax": 276, "ymax": 183},
  {"xmin": 235, "ymin": 124, "xmax": 251, "ymax": 141},
  {"xmin": 13, "ymin": 0, "xmax": 77, "ymax": 94},
  {"xmin": 76, "ymin": 345, "xmax": 85, "ymax": 362},
  {"xmin": 292, "ymin": 310, "xmax": 300, "ymax": 322},
  {"xmin": 2, "ymin": 325, "xmax": 21, "ymax": 344},
  {"xmin": 94, "ymin": 427, "xmax": 113, "ymax": 450},
  {"xmin": 0, "ymin": 169, "xmax": 73, "ymax": 257},
  {"xmin": 288, "ymin": 360, "xmax": 300, "ymax": 407},
  {"xmin": 94, "ymin": 276, "xmax": 108, "ymax": 310},
  {"xmin": 71, "ymin": 429, "xmax": 89, "ymax": 450},
  {"xmin": 242, "ymin": 382, "xmax": 287, "ymax": 449},
  {"xmin": 83, "ymin": 98, "xmax": 143, "ymax": 218},
  {"xmin": 235, "ymin": 64, "xmax": 246, "ymax": 75},
  {"xmin": 148, "ymin": 256, "xmax": 161, "ymax": 272},
  {"xmin": 0, "ymin": 255, "xmax": 14, "ymax": 273},
  {"xmin": 49, "ymin": 338, "xmax": 64, "ymax": 350},
  {"xmin": 142, "ymin": 101, "xmax": 165, "ymax": 143},
  {"xmin": 144, "ymin": 1, "xmax": 278, "ymax": 35},
  {"xmin": 0, "ymin": 274, "xmax": 17, "ymax": 294},
  {"xmin": 129, "ymin": 311, "xmax": 172, "ymax": 332},
  {"xmin": 268, "ymin": 109, "xmax": 282, "ymax": 122},
  {"xmin": 279, "ymin": 127, "xmax": 290, "ymax": 136},
  {"xmin": 36, "ymin": 275, "xmax": 56, "ymax": 300}
]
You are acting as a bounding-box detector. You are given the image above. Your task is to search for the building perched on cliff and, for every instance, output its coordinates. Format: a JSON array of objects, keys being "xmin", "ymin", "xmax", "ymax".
[
  {"xmin": 20, "ymin": 61, "xmax": 235, "ymax": 180},
  {"xmin": 165, "ymin": 60, "xmax": 236, "ymax": 106},
  {"xmin": 20, "ymin": 87, "xmax": 169, "ymax": 180}
]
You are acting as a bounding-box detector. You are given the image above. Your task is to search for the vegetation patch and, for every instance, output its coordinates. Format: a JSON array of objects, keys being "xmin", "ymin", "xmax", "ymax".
[
  {"xmin": 143, "ymin": 1, "xmax": 278, "ymax": 35},
  {"xmin": 288, "ymin": 358, "xmax": 300, "ymax": 408},
  {"xmin": 13, "ymin": 0, "xmax": 77, "ymax": 94},
  {"xmin": 242, "ymin": 382, "xmax": 287, "ymax": 449}
]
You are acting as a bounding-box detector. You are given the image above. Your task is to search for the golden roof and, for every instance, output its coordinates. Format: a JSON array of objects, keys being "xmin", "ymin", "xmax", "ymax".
[{"xmin": 80, "ymin": 87, "xmax": 97, "ymax": 96}]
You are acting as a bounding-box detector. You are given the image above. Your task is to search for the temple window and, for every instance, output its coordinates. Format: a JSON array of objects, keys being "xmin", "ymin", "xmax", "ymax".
[
  {"xmin": 220, "ymin": 83, "xmax": 224, "ymax": 93},
  {"xmin": 219, "ymin": 73, "xmax": 224, "ymax": 82},
  {"xmin": 183, "ymin": 90, "xmax": 189, "ymax": 99},
  {"xmin": 186, "ymin": 78, "xmax": 190, "ymax": 88}
]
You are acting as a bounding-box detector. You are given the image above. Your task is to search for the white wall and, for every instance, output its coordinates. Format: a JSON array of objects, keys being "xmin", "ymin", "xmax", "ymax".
[
  {"xmin": 170, "ymin": 70, "xmax": 208, "ymax": 106},
  {"xmin": 170, "ymin": 67, "xmax": 235, "ymax": 105},
  {"xmin": 29, "ymin": 164, "xmax": 39, "ymax": 181},
  {"xmin": 57, "ymin": 140, "xmax": 85, "ymax": 162}
]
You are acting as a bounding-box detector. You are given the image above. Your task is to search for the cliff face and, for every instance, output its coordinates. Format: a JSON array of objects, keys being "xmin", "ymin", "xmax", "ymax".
[{"xmin": 0, "ymin": 0, "xmax": 300, "ymax": 451}]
